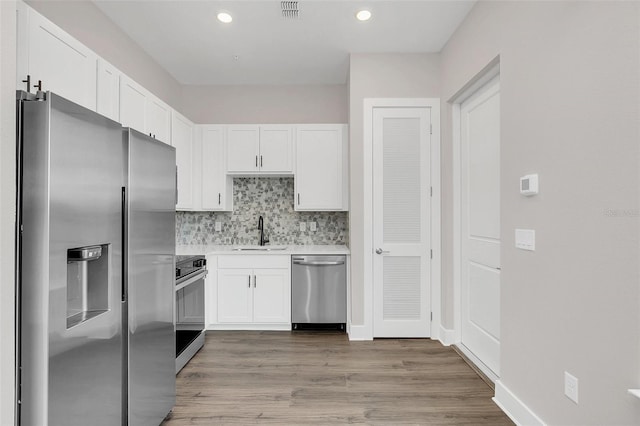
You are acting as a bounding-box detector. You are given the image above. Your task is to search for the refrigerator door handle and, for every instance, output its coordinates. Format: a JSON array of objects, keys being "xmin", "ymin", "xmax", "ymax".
[{"xmin": 121, "ymin": 186, "xmax": 127, "ymax": 302}]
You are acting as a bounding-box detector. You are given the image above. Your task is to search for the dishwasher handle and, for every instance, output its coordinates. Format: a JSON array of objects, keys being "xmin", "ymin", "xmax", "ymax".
[{"xmin": 292, "ymin": 258, "xmax": 345, "ymax": 266}]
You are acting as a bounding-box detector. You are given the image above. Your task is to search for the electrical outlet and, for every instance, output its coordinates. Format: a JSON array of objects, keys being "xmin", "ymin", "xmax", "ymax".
[
  {"xmin": 309, "ymin": 222, "xmax": 317, "ymax": 232},
  {"xmin": 564, "ymin": 372, "xmax": 579, "ymax": 404},
  {"xmin": 215, "ymin": 221, "xmax": 222, "ymax": 232},
  {"xmin": 299, "ymin": 222, "xmax": 306, "ymax": 232}
]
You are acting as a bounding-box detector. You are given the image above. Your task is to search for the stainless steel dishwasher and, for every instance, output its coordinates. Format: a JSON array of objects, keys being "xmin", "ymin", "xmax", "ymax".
[{"xmin": 291, "ymin": 255, "xmax": 347, "ymax": 330}]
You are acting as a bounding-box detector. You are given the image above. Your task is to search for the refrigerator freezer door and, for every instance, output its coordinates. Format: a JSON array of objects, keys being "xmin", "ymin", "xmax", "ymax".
[
  {"xmin": 126, "ymin": 129, "xmax": 176, "ymax": 425},
  {"xmin": 20, "ymin": 93, "xmax": 125, "ymax": 426}
]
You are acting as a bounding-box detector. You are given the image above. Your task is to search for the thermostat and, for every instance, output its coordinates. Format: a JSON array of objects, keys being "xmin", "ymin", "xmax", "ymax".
[{"xmin": 520, "ymin": 174, "xmax": 539, "ymax": 196}]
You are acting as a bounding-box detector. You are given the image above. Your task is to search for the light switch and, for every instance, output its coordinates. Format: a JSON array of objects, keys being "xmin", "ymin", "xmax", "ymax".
[
  {"xmin": 215, "ymin": 221, "xmax": 222, "ymax": 232},
  {"xmin": 299, "ymin": 222, "xmax": 306, "ymax": 232},
  {"xmin": 515, "ymin": 229, "xmax": 535, "ymax": 251},
  {"xmin": 309, "ymin": 222, "xmax": 317, "ymax": 232}
]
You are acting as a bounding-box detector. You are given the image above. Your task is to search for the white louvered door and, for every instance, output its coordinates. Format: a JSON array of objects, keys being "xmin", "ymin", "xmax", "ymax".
[{"xmin": 373, "ymin": 108, "xmax": 431, "ymax": 337}]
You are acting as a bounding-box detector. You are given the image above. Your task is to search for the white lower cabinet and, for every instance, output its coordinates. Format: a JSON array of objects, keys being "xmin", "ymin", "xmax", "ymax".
[{"xmin": 207, "ymin": 255, "xmax": 291, "ymax": 330}]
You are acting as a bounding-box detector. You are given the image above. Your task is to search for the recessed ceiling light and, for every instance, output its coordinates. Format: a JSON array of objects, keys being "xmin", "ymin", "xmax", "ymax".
[
  {"xmin": 356, "ymin": 10, "xmax": 371, "ymax": 21},
  {"xmin": 217, "ymin": 12, "xmax": 233, "ymax": 23}
]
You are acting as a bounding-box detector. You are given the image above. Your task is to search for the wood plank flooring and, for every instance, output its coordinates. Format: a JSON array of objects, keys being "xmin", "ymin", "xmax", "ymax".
[{"xmin": 162, "ymin": 331, "xmax": 513, "ymax": 425}]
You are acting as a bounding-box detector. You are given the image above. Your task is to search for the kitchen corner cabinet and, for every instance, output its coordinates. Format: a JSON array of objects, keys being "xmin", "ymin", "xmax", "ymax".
[
  {"xmin": 227, "ymin": 125, "xmax": 293, "ymax": 174},
  {"xmin": 120, "ymin": 75, "xmax": 171, "ymax": 144},
  {"xmin": 173, "ymin": 111, "xmax": 195, "ymax": 210},
  {"xmin": 201, "ymin": 126, "xmax": 233, "ymax": 211},
  {"xmin": 16, "ymin": 3, "xmax": 98, "ymax": 111},
  {"xmin": 207, "ymin": 255, "xmax": 291, "ymax": 330},
  {"xmin": 295, "ymin": 124, "xmax": 349, "ymax": 211},
  {"xmin": 175, "ymin": 125, "xmax": 233, "ymax": 212}
]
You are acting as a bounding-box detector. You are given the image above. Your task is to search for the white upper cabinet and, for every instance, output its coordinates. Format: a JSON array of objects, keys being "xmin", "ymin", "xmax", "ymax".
[
  {"xmin": 227, "ymin": 125, "xmax": 293, "ymax": 174},
  {"xmin": 120, "ymin": 75, "xmax": 171, "ymax": 144},
  {"xmin": 119, "ymin": 75, "xmax": 147, "ymax": 133},
  {"xmin": 147, "ymin": 96, "xmax": 171, "ymax": 144},
  {"xmin": 295, "ymin": 124, "xmax": 349, "ymax": 211},
  {"xmin": 96, "ymin": 59, "xmax": 120, "ymax": 122},
  {"xmin": 201, "ymin": 126, "xmax": 233, "ymax": 211},
  {"xmin": 226, "ymin": 126, "xmax": 259, "ymax": 173},
  {"xmin": 172, "ymin": 111, "xmax": 195, "ymax": 210},
  {"xmin": 259, "ymin": 126, "xmax": 293, "ymax": 173},
  {"xmin": 17, "ymin": 4, "xmax": 97, "ymax": 111}
]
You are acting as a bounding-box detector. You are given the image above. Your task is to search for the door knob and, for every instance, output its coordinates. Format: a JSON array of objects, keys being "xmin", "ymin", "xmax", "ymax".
[{"xmin": 375, "ymin": 248, "xmax": 389, "ymax": 255}]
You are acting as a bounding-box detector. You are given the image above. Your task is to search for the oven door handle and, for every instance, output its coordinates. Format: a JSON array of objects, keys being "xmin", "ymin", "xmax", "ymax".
[{"xmin": 175, "ymin": 270, "xmax": 208, "ymax": 291}]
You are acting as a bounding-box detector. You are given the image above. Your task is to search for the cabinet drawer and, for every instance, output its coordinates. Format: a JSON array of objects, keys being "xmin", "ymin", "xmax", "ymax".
[{"xmin": 218, "ymin": 255, "xmax": 290, "ymax": 269}]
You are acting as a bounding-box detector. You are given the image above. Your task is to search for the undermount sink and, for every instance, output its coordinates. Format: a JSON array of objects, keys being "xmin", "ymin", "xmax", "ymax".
[{"xmin": 232, "ymin": 246, "xmax": 288, "ymax": 252}]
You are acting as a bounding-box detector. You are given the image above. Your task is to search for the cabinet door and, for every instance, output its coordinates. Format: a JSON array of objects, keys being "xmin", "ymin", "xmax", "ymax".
[
  {"xmin": 147, "ymin": 96, "xmax": 171, "ymax": 144},
  {"xmin": 96, "ymin": 59, "xmax": 120, "ymax": 122},
  {"xmin": 217, "ymin": 269, "xmax": 253, "ymax": 323},
  {"xmin": 295, "ymin": 125, "xmax": 344, "ymax": 210},
  {"xmin": 172, "ymin": 111, "xmax": 195, "ymax": 210},
  {"xmin": 253, "ymin": 269, "xmax": 290, "ymax": 324},
  {"xmin": 202, "ymin": 125, "xmax": 231, "ymax": 211},
  {"xmin": 120, "ymin": 76, "xmax": 147, "ymax": 133},
  {"xmin": 26, "ymin": 8, "xmax": 97, "ymax": 110},
  {"xmin": 259, "ymin": 126, "xmax": 293, "ymax": 173},
  {"xmin": 227, "ymin": 126, "xmax": 259, "ymax": 173}
]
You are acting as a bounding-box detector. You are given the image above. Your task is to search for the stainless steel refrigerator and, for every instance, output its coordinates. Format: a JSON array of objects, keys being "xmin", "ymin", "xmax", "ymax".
[{"xmin": 16, "ymin": 91, "xmax": 176, "ymax": 426}]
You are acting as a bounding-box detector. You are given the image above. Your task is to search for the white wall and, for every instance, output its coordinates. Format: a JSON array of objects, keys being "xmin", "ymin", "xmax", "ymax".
[
  {"xmin": 25, "ymin": 0, "xmax": 182, "ymax": 109},
  {"xmin": 348, "ymin": 53, "xmax": 440, "ymax": 325},
  {"xmin": 441, "ymin": 1, "xmax": 640, "ymax": 424},
  {"xmin": 181, "ymin": 84, "xmax": 347, "ymax": 124},
  {"xmin": 0, "ymin": 0, "xmax": 17, "ymax": 422}
]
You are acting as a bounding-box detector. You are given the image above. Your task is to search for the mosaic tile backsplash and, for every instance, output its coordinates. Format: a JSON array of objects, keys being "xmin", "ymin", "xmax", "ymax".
[{"xmin": 176, "ymin": 178, "xmax": 349, "ymax": 246}]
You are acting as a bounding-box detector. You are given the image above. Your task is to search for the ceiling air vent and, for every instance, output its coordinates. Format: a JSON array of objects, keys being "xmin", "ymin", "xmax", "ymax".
[{"xmin": 281, "ymin": 1, "xmax": 299, "ymax": 19}]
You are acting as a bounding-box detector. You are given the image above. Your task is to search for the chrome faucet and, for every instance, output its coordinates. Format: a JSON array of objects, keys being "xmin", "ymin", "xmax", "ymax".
[{"xmin": 257, "ymin": 215, "xmax": 269, "ymax": 246}]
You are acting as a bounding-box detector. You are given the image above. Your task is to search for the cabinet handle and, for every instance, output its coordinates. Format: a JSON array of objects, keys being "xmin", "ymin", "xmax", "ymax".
[
  {"xmin": 254, "ymin": 275, "xmax": 256, "ymax": 288},
  {"xmin": 260, "ymin": 155, "xmax": 263, "ymax": 167},
  {"xmin": 297, "ymin": 193, "xmax": 300, "ymax": 205},
  {"xmin": 248, "ymin": 275, "xmax": 251, "ymax": 288},
  {"xmin": 22, "ymin": 75, "xmax": 31, "ymax": 92},
  {"xmin": 218, "ymin": 193, "xmax": 221, "ymax": 205},
  {"xmin": 255, "ymin": 155, "xmax": 258, "ymax": 168}
]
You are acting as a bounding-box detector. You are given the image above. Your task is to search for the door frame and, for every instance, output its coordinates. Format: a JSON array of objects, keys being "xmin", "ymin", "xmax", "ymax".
[
  {"xmin": 362, "ymin": 98, "xmax": 441, "ymax": 341},
  {"xmin": 451, "ymin": 60, "xmax": 501, "ymax": 351}
]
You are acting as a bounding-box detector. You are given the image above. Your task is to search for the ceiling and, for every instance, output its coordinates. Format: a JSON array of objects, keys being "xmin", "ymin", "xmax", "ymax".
[{"xmin": 93, "ymin": 1, "xmax": 475, "ymax": 86}]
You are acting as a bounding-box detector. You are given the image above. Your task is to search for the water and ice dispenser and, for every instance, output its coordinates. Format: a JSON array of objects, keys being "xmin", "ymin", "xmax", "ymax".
[{"xmin": 66, "ymin": 244, "xmax": 110, "ymax": 328}]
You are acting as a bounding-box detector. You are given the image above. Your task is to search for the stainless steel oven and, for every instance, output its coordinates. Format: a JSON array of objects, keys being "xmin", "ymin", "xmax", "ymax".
[{"xmin": 175, "ymin": 255, "xmax": 207, "ymax": 373}]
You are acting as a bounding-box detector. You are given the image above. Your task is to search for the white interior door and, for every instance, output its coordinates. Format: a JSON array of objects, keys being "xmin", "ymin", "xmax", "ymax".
[
  {"xmin": 460, "ymin": 76, "xmax": 501, "ymax": 377},
  {"xmin": 373, "ymin": 107, "xmax": 431, "ymax": 338}
]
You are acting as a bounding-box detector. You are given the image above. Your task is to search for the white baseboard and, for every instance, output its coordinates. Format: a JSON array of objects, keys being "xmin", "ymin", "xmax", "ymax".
[
  {"xmin": 493, "ymin": 380, "xmax": 546, "ymax": 426},
  {"xmin": 439, "ymin": 325, "xmax": 455, "ymax": 346},
  {"xmin": 347, "ymin": 324, "xmax": 372, "ymax": 341},
  {"xmin": 206, "ymin": 324, "xmax": 291, "ymax": 331}
]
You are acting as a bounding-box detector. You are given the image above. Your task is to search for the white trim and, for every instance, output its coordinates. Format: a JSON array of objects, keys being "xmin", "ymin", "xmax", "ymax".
[
  {"xmin": 493, "ymin": 380, "xmax": 546, "ymax": 426},
  {"xmin": 438, "ymin": 326, "xmax": 455, "ymax": 346},
  {"xmin": 347, "ymin": 325, "xmax": 372, "ymax": 341},
  {"xmin": 457, "ymin": 343, "xmax": 499, "ymax": 383},
  {"xmin": 206, "ymin": 324, "xmax": 291, "ymax": 331},
  {"xmin": 451, "ymin": 59, "xmax": 500, "ymax": 346},
  {"xmin": 362, "ymin": 98, "xmax": 441, "ymax": 340}
]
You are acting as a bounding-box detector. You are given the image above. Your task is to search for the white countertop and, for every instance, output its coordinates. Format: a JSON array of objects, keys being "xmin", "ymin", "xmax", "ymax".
[{"xmin": 176, "ymin": 244, "xmax": 350, "ymax": 256}]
